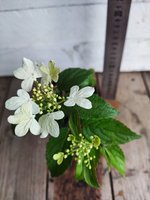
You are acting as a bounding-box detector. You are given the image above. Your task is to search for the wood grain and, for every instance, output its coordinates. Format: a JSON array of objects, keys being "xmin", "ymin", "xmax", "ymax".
[
  {"xmin": 1, "ymin": 2, "xmax": 150, "ymax": 75},
  {"xmin": 0, "ymin": 0, "xmax": 147, "ymax": 11},
  {"xmin": 100, "ymin": 159, "xmax": 113, "ymax": 200},
  {"xmin": 0, "ymin": 4, "xmax": 106, "ymax": 75},
  {"xmin": 0, "ymin": 0, "xmax": 106, "ymax": 11},
  {"xmin": 49, "ymin": 161, "xmax": 102, "ymax": 200},
  {"xmin": 48, "ymin": 159, "xmax": 107, "ymax": 199},
  {"xmin": 142, "ymin": 72, "xmax": 150, "ymax": 97},
  {"xmin": 0, "ymin": 78, "xmax": 47, "ymax": 200},
  {"xmin": 112, "ymin": 73, "xmax": 150, "ymax": 200},
  {"xmin": 0, "ymin": 77, "xmax": 11, "ymax": 117}
]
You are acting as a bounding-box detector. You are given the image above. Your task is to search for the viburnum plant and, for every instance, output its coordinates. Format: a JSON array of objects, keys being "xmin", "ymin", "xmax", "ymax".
[{"xmin": 5, "ymin": 58, "xmax": 141, "ymax": 188}]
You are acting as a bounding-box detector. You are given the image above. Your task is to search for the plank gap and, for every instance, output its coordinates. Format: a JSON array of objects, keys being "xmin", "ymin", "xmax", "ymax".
[
  {"xmin": 141, "ymin": 72, "xmax": 150, "ymax": 98},
  {"xmin": 95, "ymin": 73, "xmax": 102, "ymax": 96},
  {"xmin": 109, "ymin": 172, "xmax": 115, "ymax": 200}
]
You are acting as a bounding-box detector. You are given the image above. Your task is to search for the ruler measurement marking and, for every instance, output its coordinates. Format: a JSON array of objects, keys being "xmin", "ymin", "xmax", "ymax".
[{"xmin": 102, "ymin": 0, "xmax": 132, "ymax": 99}]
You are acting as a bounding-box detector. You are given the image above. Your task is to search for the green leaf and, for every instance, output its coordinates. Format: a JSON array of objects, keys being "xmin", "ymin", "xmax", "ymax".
[
  {"xmin": 76, "ymin": 162, "xmax": 84, "ymax": 180},
  {"xmin": 83, "ymin": 164, "xmax": 99, "ymax": 188},
  {"xmin": 83, "ymin": 118, "xmax": 141, "ymax": 145},
  {"xmin": 77, "ymin": 94, "xmax": 118, "ymax": 121},
  {"xmin": 46, "ymin": 128, "xmax": 72, "ymax": 177},
  {"xmin": 68, "ymin": 111, "xmax": 81, "ymax": 137},
  {"xmin": 57, "ymin": 68, "xmax": 96, "ymax": 91},
  {"xmin": 90, "ymin": 149, "xmax": 101, "ymax": 169},
  {"xmin": 101, "ymin": 145, "xmax": 126, "ymax": 176},
  {"xmin": 75, "ymin": 148, "xmax": 101, "ymax": 184}
]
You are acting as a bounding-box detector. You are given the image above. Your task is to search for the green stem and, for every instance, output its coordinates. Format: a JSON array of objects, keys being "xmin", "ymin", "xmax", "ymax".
[{"xmin": 58, "ymin": 98, "xmax": 66, "ymax": 105}]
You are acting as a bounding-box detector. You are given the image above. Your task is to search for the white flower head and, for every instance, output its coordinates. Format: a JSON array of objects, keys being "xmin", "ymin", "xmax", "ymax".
[
  {"xmin": 39, "ymin": 111, "xmax": 64, "ymax": 138},
  {"xmin": 8, "ymin": 102, "xmax": 41, "ymax": 137},
  {"xmin": 5, "ymin": 89, "xmax": 40, "ymax": 114},
  {"xmin": 64, "ymin": 85, "xmax": 95, "ymax": 109},
  {"xmin": 13, "ymin": 58, "xmax": 42, "ymax": 91},
  {"xmin": 40, "ymin": 60, "xmax": 60, "ymax": 85}
]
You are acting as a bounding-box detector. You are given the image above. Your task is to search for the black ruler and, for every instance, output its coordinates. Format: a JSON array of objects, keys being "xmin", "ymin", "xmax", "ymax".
[{"xmin": 101, "ymin": 0, "xmax": 132, "ymax": 99}]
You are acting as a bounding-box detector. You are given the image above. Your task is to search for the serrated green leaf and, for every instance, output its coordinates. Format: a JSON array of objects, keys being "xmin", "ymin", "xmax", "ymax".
[
  {"xmin": 46, "ymin": 128, "xmax": 72, "ymax": 177},
  {"xmin": 77, "ymin": 94, "xmax": 118, "ymax": 120},
  {"xmin": 83, "ymin": 164, "xmax": 99, "ymax": 188},
  {"xmin": 101, "ymin": 145, "xmax": 126, "ymax": 176},
  {"xmin": 57, "ymin": 68, "xmax": 96, "ymax": 91},
  {"xmin": 83, "ymin": 118, "xmax": 141, "ymax": 145}
]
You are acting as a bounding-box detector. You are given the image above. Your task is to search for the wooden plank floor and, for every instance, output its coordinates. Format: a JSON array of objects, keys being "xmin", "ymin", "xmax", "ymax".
[{"xmin": 0, "ymin": 72, "xmax": 149, "ymax": 200}]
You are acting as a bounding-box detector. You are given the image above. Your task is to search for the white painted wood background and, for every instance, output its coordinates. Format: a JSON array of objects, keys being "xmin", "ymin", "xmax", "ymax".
[{"xmin": 0, "ymin": 0, "xmax": 150, "ymax": 75}]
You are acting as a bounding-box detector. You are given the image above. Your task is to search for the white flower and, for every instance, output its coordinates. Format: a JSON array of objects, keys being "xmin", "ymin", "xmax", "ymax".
[
  {"xmin": 39, "ymin": 111, "xmax": 64, "ymax": 138},
  {"xmin": 13, "ymin": 58, "xmax": 42, "ymax": 91},
  {"xmin": 40, "ymin": 60, "xmax": 60, "ymax": 85},
  {"xmin": 5, "ymin": 89, "xmax": 40, "ymax": 114},
  {"xmin": 8, "ymin": 102, "xmax": 41, "ymax": 137},
  {"xmin": 64, "ymin": 85, "xmax": 95, "ymax": 109}
]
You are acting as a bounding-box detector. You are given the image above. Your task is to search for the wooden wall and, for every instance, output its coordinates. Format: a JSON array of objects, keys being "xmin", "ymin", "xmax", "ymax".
[{"xmin": 0, "ymin": 0, "xmax": 150, "ymax": 75}]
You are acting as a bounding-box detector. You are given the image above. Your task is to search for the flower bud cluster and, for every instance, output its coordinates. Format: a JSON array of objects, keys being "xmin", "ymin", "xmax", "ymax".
[
  {"xmin": 32, "ymin": 82, "xmax": 65, "ymax": 114},
  {"xmin": 53, "ymin": 133, "xmax": 101, "ymax": 169}
]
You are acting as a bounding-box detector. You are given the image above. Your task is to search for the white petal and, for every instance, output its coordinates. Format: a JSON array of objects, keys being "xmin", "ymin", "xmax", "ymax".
[
  {"xmin": 31, "ymin": 101, "xmax": 40, "ymax": 114},
  {"xmin": 20, "ymin": 102, "xmax": 32, "ymax": 117},
  {"xmin": 76, "ymin": 98, "xmax": 92, "ymax": 109},
  {"xmin": 50, "ymin": 111, "xmax": 64, "ymax": 120},
  {"xmin": 49, "ymin": 120, "xmax": 60, "ymax": 137},
  {"xmin": 17, "ymin": 89, "xmax": 30, "ymax": 100},
  {"xmin": 40, "ymin": 131, "xmax": 49, "ymax": 138},
  {"xmin": 40, "ymin": 65, "xmax": 49, "ymax": 74},
  {"xmin": 69, "ymin": 85, "xmax": 79, "ymax": 97},
  {"xmin": 30, "ymin": 119, "xmax": 41, "ymax": 135},
  {"xmin": 8, "ymin": 114, "xmax": 21, "ymax": 124},
  {"xmin": 21, "ymin": 77, "xmax": 34, "ymax": 92},
  {"xmin": 78, "ymin": 87, "xmax": 95, "ymax": 98},
  {"xmin": 39, "ymin": 114, "xmax": 60, "ymax": 138},
  {"xmin": 13, "ymin": 67, "xmax": 29, "ymax": 80},
  {"xmin": 39, "ymin": 114, "xmax": 46, "ymax": 125},
  {"xmin": 41, "ymin": 75, "xmax": 51, "ymax": 86},
  {"xmin": 15, "ymin": 121, "xmax": 30, "ymax": 137},
  {"xmin": 22, "ymin": 58, "xmax": 34, "ymax": 73},
  {"xmin": 39, "ymin": 114, "xmax": 52, "ymax": 138},
  {"xmin": 34, "ymin": 67, "xmax": 42, "ymax": 78},
  {"xmin": 39, "ymin": 114, "xmax": 50, "ymax": 133},
  {"xmin": 15, "ymin": 108, "xmax": 21, "ymax": 114},
  {"xmin": 64, "ymin": 99, "xmax": 75, "ymax": 107},
  {"xmin": 5, "ymin": 96, "xmax": 26, "ymax": 110}
]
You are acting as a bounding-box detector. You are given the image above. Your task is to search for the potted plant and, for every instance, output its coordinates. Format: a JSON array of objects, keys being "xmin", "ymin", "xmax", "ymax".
[{"xmin": 5, "ymin": 58, "xmax": 141, "ymax": 195}]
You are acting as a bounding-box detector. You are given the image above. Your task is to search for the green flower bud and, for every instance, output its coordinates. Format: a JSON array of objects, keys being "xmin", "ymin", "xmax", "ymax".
[
  {"xmin": 53, "ymin": 152, "xmax": 64, "ymax": 165},
  {"xmin": 92, "ymin": 135, "xmax": 101, "ymax": 149}
]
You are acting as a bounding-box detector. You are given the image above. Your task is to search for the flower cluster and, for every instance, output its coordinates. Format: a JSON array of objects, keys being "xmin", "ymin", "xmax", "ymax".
[
  {"xmin": 5, "ymin": 58, "xmax": 95, "ymax": 138},
  {"xmin": 53, "ymin": 133, "xmax": 101, "ymax": 169},
  {"xmin": 32, "ymin": 82, "xmax": 64, "ymax": 114}
]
